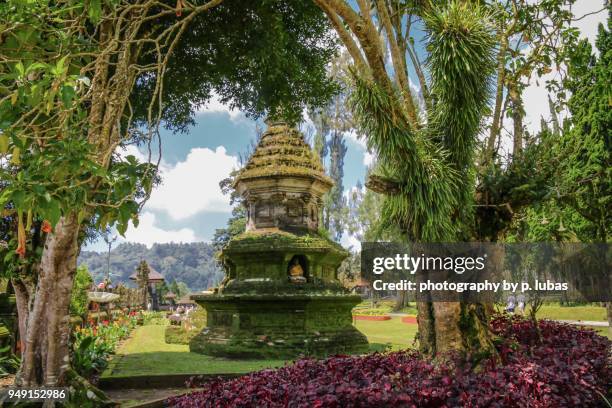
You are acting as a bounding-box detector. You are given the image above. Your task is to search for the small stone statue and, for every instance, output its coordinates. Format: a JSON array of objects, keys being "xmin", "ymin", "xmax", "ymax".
[{"xmin": 289, "ymin": 258, "xmax": 306, "ymax": 283}]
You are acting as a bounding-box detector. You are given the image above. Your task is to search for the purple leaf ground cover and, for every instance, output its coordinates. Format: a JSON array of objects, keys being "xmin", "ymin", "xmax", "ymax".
[{"xmin": 168, "ymin": 315, "xmax": 611, "ymax": 407}]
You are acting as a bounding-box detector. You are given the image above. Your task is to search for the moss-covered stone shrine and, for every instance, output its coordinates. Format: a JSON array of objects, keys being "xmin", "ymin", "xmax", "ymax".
[{"xmin": 190, "ymin": 121, "xmax": 368, "ymax": 358}]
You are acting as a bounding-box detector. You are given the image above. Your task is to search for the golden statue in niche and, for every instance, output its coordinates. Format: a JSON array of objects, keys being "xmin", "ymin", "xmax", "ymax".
[{"xmin": 288, "ymin": 257, "xmax": 306, "ymax": 283}]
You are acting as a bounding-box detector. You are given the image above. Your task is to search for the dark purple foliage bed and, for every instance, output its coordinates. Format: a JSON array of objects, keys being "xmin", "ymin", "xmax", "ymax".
[{"xmin": 168, "ymin": 316, "xmax": 611, "ymax": 407}]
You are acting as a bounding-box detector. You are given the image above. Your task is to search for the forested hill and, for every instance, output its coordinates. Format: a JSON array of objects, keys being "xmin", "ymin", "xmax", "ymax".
[{"xmin": 78, "ymin": 242, "xmax": 224, "ymax": 291}]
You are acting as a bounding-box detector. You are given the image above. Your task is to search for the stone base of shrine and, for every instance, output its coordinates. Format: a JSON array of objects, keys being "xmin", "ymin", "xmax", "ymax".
[{"xmin": 190, "ymin": 293, "xmax": 368, "ymax": 359}]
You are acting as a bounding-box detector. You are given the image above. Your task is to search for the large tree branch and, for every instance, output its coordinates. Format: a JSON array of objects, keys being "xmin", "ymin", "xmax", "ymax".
[
  {"xmin": 315, "ymin": 0, "xmax": 418, "ymax": 130},
  {"xmin": 313, "ymin": 0, "xmax": 367, "ymax": 74},
  {"xmin": 375, "ymin": 0, "xmax": 418, "ymax": 126}
]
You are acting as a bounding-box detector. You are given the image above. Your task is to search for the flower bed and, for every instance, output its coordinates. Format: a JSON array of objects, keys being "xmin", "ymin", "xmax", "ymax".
[
  {"xmin": 168, "ymin": 315, "xmax": 610, "ymax": 407},
  {"xmin": 353, "ymin": 315, "xmax": 391, "ymax": 321},
  {"xmin": 71, "ymin": 310, "xmax": 139, "ymax": 380},
  {"xmin": 401, "ymin": 316, "xmax": 417, "ymax": 324}
]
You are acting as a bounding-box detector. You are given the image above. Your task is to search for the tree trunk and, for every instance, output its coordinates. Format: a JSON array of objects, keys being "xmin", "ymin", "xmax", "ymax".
[
  {"xmin": 418, "ymin": 301, "xmax": 497, "ymax": 360},
  {"xmin": 11, "ymin": 275, "xmax": 35, "ymax": 354},
  {"xmin": 485, "ymin": 31, "xmax": 508, "ymax": 163},
  {"xmin": 509, "ymin": 82, "xmax": 524, "ymax": 157},
  {"xmin": 416, "ymin": 301, "xmax": 436, "ymax": 355},
  {"xmin": 16, "ymin": 213, "xmax": 80, "ymax": 387},
  {"xmin": 393, "ymin": 290, "xmax": 407, "ymax": 312},
  {"xmin": 607, "ymin": 302, "xmax": 612, "ymax": 339}
]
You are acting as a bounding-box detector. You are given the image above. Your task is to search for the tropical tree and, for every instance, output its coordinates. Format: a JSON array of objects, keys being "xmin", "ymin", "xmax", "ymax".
[
  {"xmin": 547, "ymin": 16, "xmax": 610, "ymax": 332},
  {"xmin": 313, "ymin": 0, "xmax": 604, "ymax": 357},
  {"xmin": 482, "ymin": 0, "xmax": 586, "ymax": 163},
  {"xmin": 507, "ymin": 12, "xmax": 610, "ymax": 331},
  {"xmin": 555, "ymin": 18, "xmax": 610, "ymax": 245},
  {"xmin": 0, "ymin": 0, "xmax": 337, "ymax": 387},
  {"xmin": 314, "ymin": 0, "xmax": 497, "ymax": 357},
  {"xmin": 308, "ymin": 52, "xmax": 353, "ymax": 241},
  {"xmin": 474, "ymin": 0, "xmax": 593, "ymax": 243}
]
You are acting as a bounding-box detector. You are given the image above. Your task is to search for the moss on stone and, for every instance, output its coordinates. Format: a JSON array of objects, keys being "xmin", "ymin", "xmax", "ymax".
[
  {"xmin": 224, "ymin": 230, "xmax": 347, "ymax": 256},
  {"xmin": 234, "ymin": 122, "xmax": 332, "ymax": 186}
]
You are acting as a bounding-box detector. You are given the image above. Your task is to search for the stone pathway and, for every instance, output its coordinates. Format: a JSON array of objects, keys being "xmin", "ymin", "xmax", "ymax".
[
  {"xmin": 555, "ymin": 319, "xmax": 609, "ymax": 327},
  {"xmin": 105, "ymin": 387, "xmax": 191, "ymax": 407}
]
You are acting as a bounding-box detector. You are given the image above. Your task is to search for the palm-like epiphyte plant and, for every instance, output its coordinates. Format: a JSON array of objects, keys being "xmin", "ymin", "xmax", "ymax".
[
  {"xmin": 352, "ymin": 2, "xmax": 496, "ymax": 243},
  {"xmin": 317, "ymin": 0, "xmax": 497, "ymax": 357}
]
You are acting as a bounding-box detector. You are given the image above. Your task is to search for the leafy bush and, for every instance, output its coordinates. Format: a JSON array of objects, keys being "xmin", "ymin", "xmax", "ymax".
[
  {"xmin": 168, "ymin": 316, "xmax": 611, "ymax": 407},
  {"xmin": 165, "ymin": 308, "xmax": 207, "ymax": 344},
  {"xmin": 72, "ymin": 311, "xmax": 138, "ymax": 379},
  {"xmin": 72, "ymin": 334, "xmax": 113, "ymax": 378},
  {"xmin": 0, "ymin": 345, "xmax": 20, "ymax": 377},
  {"xmin": 70, "ymin": 265, "xmax": 93, "ymax": 316},
  {"xmin": 142, "ymin": 311, "xmax": 168, "ymax": 325}
]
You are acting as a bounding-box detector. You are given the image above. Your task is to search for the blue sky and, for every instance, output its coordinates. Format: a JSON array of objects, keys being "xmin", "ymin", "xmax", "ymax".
[{"xmin": 84, "ymin": 2, "xmax": 605, "ymax": 253}]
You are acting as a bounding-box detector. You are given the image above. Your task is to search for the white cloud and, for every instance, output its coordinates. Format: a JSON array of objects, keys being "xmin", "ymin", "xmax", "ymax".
[
  {"xmin": 363, "ymin": 151, "xmax": 375, "ymax": 167},
  {"xmin": 146, "ymin": 146, "xmax": 239, "ymax": 219},
  {"xmin": 123, "ymin": 212, "xmax": 197, "ymax": 248},
  {"xmin": 196, "ymin": 92, "xmax": 242, "ymax": 121},
  {"xmin": 345, "ymin": 129, "xmax": 367, "ymax": 149},
  {"xmin": 340, "ymin": 232, "xmax": 361, "ymax": 252},
  {"xmin": 344, "ymin": 129, "xmax": 376, "ymax": 166},
  {"xmin": 118, "ymin": 144, "xmax": 165, "ymax": 168}
]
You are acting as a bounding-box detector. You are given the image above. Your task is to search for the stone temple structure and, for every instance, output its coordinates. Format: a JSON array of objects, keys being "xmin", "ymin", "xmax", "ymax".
[{"xmin": 190, "ymin": 121, "xmax": 368, "ymax": 358}]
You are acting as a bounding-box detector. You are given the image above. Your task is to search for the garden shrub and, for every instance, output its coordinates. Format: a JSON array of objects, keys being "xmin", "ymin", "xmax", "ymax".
[
  {"xmin": 352, "ymin": 308, "xmax": 391, "ymax": 316},
  {"xmin": 165, "ymin": 308, "xmax": 207, "ymax": 345},
  {"xmin": 0, "ymin": 345, "xmax": 20, "ymax": 378},
  {"xmin": 168, "ymin": 315, "xmax": 610, "ymax": 407},
  {"xmin": 70, "ymin": 265, "xmax": 93, "ymax": 316},
  {"xmin": 72, "ymin": 311, "xmax": 138, "ymax": 380},
  {"xmin": 142, "ymin": 311, "xmax": 169, "ymax": 325}
]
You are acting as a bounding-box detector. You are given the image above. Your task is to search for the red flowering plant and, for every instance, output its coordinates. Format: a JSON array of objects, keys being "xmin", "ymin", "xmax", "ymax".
[
  {"xmin": 72, "ymin": 310, "xmax": 138, "ymax": 380},
  {"xmin": 169, "ymin": 316, "xmax": 610, "ymax": 408}
]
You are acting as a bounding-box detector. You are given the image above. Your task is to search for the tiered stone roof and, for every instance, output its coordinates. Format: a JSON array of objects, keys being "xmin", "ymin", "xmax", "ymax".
[{"xmin": 234, "ymin": 122, "xmax": 332, "ymax": 187}]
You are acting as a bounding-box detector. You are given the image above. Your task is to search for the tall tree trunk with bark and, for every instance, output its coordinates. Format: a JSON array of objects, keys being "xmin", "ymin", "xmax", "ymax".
[
  {"xmin": 11, "ymin": 1, "xmax": 223, "ymax": 387},
  {"xmin": 11, "ymin": 275, "xmax": 36, "ymax": 354},
  {"xmin": 417, "ymin": 300, "xmax": 495, "ymax": 357},
  {"xmin": 509, "ymin": 82, "xmax": 524, "ymax": 157},
  {"xmin": 16, "ymin": 213, "xmax": 80, "ymax": 386}
]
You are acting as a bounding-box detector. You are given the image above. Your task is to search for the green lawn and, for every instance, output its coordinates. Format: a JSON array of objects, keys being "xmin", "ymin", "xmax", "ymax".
[
  {"xmin": 102, "ymin": 325, "xmax": 285, "ymax": 378},
  {"xmin": 104, "ymin": 306, "xmax": 608, "ymax": 379},
  {"xmin": 356, "ymin": 301, "xmax": 607, "ymax": 322},
  {"xmin": 534, "ymin": 304, "xmax": 607, "ymax": 321},
  {"xmin": 354, "ymin": 317, "xmax": 418, "ymax": 351},
  {"xmin": 103, "ymin": 318, "xmax": 420, "ymax": 378}
]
